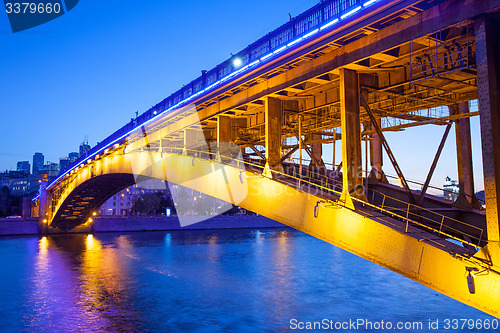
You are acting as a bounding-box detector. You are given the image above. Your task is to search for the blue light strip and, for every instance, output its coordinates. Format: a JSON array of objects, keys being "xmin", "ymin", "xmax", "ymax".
[
  {"xmin": 287, "ymin": 36, "xmax": 304, "ymax": 47},
  {"xmin": 320, "ymin": 18, "xmax": 339, "ymax": 30},
  {"xmin": 302, "ymin": 28, "xmax": 320, "ymax": 39},
  {"xmin": 363, "ymin": 0, "xmax": 379, "ymax": 7},
  {"xmin": 45, "ymin": 0, "xmax": 383, "ymax": 192},
  {"xmin": 273, "ymin": 45, "xmax": 288, "ymax": 55},
  {"xmin": 340, "ymin": 6, "xmax": 362, "ymax": 20}
]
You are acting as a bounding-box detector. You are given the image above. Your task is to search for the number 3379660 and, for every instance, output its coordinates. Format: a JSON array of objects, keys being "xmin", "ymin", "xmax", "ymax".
[{"xmin": 5, "ymin": 2, "xmax": 61, "ymax": 14}]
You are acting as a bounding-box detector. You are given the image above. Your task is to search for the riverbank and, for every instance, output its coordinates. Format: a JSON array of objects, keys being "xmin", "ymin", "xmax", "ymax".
[{"xmin": 0, "ymin": 215, "xmax": 284, "ymax": 236}]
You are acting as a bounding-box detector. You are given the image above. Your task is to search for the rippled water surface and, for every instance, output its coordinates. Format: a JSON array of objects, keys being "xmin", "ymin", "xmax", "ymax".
[{"xmin": 0, "ymin": 227, "xmax": 495, "ymax": 332}]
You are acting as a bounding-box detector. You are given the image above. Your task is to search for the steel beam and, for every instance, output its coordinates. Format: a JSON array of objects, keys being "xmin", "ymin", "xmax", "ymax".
[
  {"xmin": 475, "ymin": 16, "xmax": 500, "ymax": 242},
  {"xmin": 248, "ymin": 145, "xmax": 266, "ymax": 161},
  {"xmin": 217, "ymin": 115, "xmax": 232, "ymax": 158},
  {"xmin": 340, "ymin": 68, "xmax": 366, "ymax": 205},
  {"xmin": 418, "ymin": 123, "xmax": 452, "ymax": 206},
  {"xmin": 452, "ymin": 103, "xmax": 481, "ymax": 210},
  {"xmin": 263, "ymin": 97, "xmax": 284, "ymax": 176},
  {"xmin": 308, "ymin": 133, "xmax": 323, "ymax": 168},
  {"xmin": 369, "ymin": 118, "xmax": 384, "ymax": 182},
  {"xmin": 361, "ymin": 92, "xmax": 416, "ymax": 204},
  {"xmin": 183, "ymin": 128, "xmax": 198, "ymax": 154}
]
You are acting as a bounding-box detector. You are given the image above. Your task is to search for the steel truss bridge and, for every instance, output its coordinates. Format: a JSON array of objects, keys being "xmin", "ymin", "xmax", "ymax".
[{"xmin": 33, "ymin": 0, "xmax": 500, "ymax": 317}]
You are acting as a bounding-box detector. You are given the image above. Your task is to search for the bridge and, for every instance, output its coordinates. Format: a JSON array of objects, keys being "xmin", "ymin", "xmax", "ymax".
[{"xmin": 32, "ymin": 0, "xmax": 500, "ymax": 317}]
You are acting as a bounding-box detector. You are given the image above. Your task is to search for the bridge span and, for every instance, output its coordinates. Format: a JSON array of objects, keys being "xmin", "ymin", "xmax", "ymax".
[{"xmin": 33, "ymin": 0, "xmax": 500, "ymax": 317}]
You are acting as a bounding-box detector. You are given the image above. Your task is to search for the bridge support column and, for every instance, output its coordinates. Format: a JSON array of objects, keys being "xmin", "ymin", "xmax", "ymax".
[
  {"xmin": 369, "ymin": 118, "xmax": 385, "ymax": 183},
  {"xmin": 217, "ymin": 115, "xmax": 232, "ymax": 160},
  {"xmin": 476, "ymin": 16, "xmax": 500, "ymax": 244},
  {"xmin": 339, "ymin": 68, "xmax": 366, "ymax": 207},
  {"xmin": 263, "ymin": 97, "xmax": 283, "ymax": 177},
  {"xmin": 183, "ymin": 128, "xmax": 198, "ymax": 155},
  {"xmin": 450, "ymin": 103, "xmax": 481, "ymax": 210},
  {"xmin": 38, "ymin": 176, "xmax": 51, "ymax": 234},
  {"xmin": 308, "ymin": 134, "xmax": 323, "ymax": 168}
]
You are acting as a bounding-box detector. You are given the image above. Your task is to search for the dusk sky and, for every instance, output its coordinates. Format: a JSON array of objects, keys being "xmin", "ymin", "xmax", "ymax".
[{"xmin": 0, "ymin": 0, "xmax": 485, "ymax": 191}]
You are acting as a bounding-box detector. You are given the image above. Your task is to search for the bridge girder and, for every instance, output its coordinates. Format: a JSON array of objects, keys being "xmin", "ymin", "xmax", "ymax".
[
  {"xmin": 44, "ymin": 152, "xmax": 500, "ymax": 317},
  {"xmin": 37, "ymin": 0, "xmax": 500, "ymax": 317},
  {"xmin": 124, "ymin": 0, "xmax": 499, "ymax": 157}
]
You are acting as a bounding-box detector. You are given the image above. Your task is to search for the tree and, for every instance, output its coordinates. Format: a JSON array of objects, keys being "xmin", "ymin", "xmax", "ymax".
[
  {"xmin": 0, "ymin": 186, "xmax": 12, "ymax": 217},
  {"xmin": 131, "ymin": 192, "xmax": 171, "ymax": 216}
]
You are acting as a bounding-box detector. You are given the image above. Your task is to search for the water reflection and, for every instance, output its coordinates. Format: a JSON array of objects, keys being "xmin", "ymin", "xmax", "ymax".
[
  {"xmin": 26, "ymin": 234, "xmax": 140, "ymax": 332},
  {"xmin": 79, "ymin": 234, "xmax": 138, "ymax": 331},
  {"xmin": 0, "ymin": 228, "xmax": 493, "ymax": 332}
]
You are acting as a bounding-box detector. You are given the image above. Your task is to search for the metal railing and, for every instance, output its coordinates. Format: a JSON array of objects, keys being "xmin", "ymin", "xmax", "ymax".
[
  {"xmin": 367, "ymin": 188, "xmax": 484, "ymax": 247},
  {"xmin": 288, "ymin": 155, "xmax": 485, "ymax": 207},
  {"xmin": 382, "ymin": 173, "xmax": 485, "ymax": 206},
  {"xmin": 160, "ymin": 147, "xmax": 484, "ymax": 248}
]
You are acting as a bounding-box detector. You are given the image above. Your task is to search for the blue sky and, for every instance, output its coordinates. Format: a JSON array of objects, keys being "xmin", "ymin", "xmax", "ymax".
[{"xmin": 0, "ymin": 0, "xmax": 485, "ymax": 191}]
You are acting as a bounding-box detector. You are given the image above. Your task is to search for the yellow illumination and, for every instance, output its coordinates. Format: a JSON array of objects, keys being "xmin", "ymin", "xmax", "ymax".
[
  {"xmin": 92, "ymin": 212, "xmax": 97, "ymax": 216},
  {"xmin": 114, "ymin": 144, "xmax": 119, "ymax": 149},
  {"xmin": 43, "ymin": 219, "xmax": 47, "ymax": 223},
  {"xmin": 39, "ymin": 236, "xmax": 48, "ymax": 254},
  {"xmin": 86, "ymin": 234, "xmax": 95, "ymax": 249}
]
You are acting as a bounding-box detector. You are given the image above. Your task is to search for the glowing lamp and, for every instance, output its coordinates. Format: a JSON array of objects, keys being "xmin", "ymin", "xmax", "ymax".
[{"xmin": 232, "ymin": 57, "xmax": 242, "ymax": 68}]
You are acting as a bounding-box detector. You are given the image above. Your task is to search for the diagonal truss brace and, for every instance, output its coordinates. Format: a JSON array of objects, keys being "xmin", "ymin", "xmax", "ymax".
[
  {"xmin": 360, "ymin": 92, "xmax": 416, "ymax": 204},
  {"xmin": 417, "ymin": 123, "xmax": 452, "ymax": 206},
  {"xmin": 285, "ymin": 119, "xmax": 324, "ymax": 167}
]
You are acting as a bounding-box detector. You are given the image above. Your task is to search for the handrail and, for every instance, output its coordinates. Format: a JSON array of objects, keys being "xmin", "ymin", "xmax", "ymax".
[
  {"xmin": 383, "ymin": 173, "xmax": 485, "ymax": 206},
  {"xmin": 160, "ymin": 147, "xmax": 484, "ymax": 248},
  {"xmin": 289, "ymin": 156, "xmax": 485, "ymax": 206}
]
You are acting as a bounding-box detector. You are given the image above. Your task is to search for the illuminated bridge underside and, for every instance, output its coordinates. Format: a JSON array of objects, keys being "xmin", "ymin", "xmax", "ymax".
[
  {"xmin": 52, "ymin": 152, "xmax": 500, "ymax": 317},
  {"xmin": 39, "ymin": 0, "xmax": 500, "ymax": 318}
]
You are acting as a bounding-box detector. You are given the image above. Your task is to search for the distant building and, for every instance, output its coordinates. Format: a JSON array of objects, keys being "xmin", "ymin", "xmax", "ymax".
[
  {"xmin": 68, "ymin": 152, "xmax": 79, "ymax": 162},
  {"xmin": 16, "ymin": 161, "xmax": 30, "ymax": 174},
  {"xmin": 443, "ymin": 176, "xmax": 459, "ymax": 201},
  {"xmin": 79, "ymin": 141, "xmax": 91, "ymax": 158},
  {"xmin": 96, "ymin": 180, "xmax": 235, "ymax": 217},
  {"xmin": 32, "ymin": 153, "xmax": 44, "ymax": 175},
  {"xmin": 0, "ymin": 171, "xmax": 39, "ymax": 196},
  {"xmin": 7, "ymin": 177, "xmax": 39, "ymax": 196},
  {"xmin": 59, "ymin": 158, "xmax": 71, "ymax": 172},
  {"xmin": 0, "ymin": 170, "xmax": 27, "ymax": 180},
  {"xmin": 40, "ymin": 162, "xmax": 59, "ymax": 178},
  {"xmin": 98, "ymin": 179, "xmax": 169, "ymax": 216}
]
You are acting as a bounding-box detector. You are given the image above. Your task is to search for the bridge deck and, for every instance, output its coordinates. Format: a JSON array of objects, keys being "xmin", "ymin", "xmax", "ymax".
[{"xmin": 34, "ymin": 0, "xmax": 500, "ymax": 318}]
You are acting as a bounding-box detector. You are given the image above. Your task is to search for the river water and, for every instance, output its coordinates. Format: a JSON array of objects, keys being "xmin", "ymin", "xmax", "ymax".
[{"xmin": 0, "ymin": 227, "xmax": 495, "ymax": 332}]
